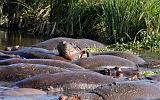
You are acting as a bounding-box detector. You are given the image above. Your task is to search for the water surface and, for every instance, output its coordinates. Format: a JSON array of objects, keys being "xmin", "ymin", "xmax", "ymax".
[{"xmin": 0, "ymin": 29, "xmax": 41, "ymax": 49}]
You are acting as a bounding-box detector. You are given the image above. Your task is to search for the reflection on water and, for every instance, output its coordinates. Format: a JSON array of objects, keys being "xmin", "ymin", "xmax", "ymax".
[{"xmin": 0, "ymin": 29, "xmax": 41, "ymax": 50}]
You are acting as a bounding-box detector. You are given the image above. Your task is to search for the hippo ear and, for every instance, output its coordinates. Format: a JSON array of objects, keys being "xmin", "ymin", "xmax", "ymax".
[{"xmin": 75, "ymin": 47, "xmax": 81, "ymax": 52}]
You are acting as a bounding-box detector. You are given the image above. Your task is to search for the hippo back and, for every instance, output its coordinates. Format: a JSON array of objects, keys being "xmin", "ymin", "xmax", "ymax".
[
  {"xmin": 12, "ymin": 71, "xmax": 117, "ymax": 91},
  {"xmin": 91, "ymin": 51, "xmax": 146, "ymax": 65},
  {"xmin": 32, "ymin": 37, "xmax": 105, "ymax": 50},
  {"xmin": 92, "ymin": 81, "xmax": 160, "ymax": 100},
  {"xmin": 72, "ymin": 55, "xmax": 138, "ymax": 69}
]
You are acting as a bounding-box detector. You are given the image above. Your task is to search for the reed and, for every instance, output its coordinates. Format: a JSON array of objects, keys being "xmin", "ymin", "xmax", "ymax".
[{"xmin": 1, "ymin": 0, "xmax": 160, "ymax": 49}]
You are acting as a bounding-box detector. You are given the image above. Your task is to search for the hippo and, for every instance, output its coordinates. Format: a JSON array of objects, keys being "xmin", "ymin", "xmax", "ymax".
[
  {"xmin": 12, "ymin": 71, "xmax": 117, "ymax": 91},
  {"xmin": 71, "ymin": 55, "xmax": 138, "ymax": 70},
  {"xmin": 91, "ymin": 51, "xmax": 146, "ymax": 65},
  {"xmin": 0, "ymin": 47, "xmax": 57, "ymax": 59},
  {"xmin": 0, "ymin": 87, "xmax": 46, "ymax": 96},
  {"xmin": 57, "ymin": 41, "xmax": 87, "ymax": 60},
  {"xmin": 0, "ymin": 63, "xmax": 71, "ymax": 82},
  {"xmin": 59, "ymin": 81, "xmax": 160, "ymax": 100},
  {"xmin": 32, "ymin": 37, "xmax": 105, "ymax": 50},
  {"xmin": 0, "ymin": 41, "xmax": 87, "ymax": 61},
  {"xmin": 0, "ymin": 52, "xmax": 20, "ymax": 60},
  {"xmin": 93, "ymin": 67, "xmax": 140, "ymax": 80},
  {"xmin": 0, "ymin": 58, "xmax": 84, "ymax": 70}
]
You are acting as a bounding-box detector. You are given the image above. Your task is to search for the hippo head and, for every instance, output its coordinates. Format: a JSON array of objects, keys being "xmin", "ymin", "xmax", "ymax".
[
  {"xmin": 57, "ymin": 41, "xmax": 89, "ymax": 60},
  {"xmin": 59, "ymin": 95, "xmax": 81, "ymax": 100},
  {"xmin": 5, "ymin": 45, "xmax": 21, "ymax": 51}
]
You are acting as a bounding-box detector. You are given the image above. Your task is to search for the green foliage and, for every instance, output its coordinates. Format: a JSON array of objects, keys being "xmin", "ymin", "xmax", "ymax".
[
  {"xmin": 103, "ymin": 0, "xmax": 144, "ymax": 43},
  {"xmin": 1, "ymin": 0, "xmax": 160, "ymax": 49},
  {"xmin": 142, "ymin": 70, "xmax": 160, "ymax": 76},
  {"xmin": 142, "ymin": 71, "xmax": 156, "ymax": 76}
]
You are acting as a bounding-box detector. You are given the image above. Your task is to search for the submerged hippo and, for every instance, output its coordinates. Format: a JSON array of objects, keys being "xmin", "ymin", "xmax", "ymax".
[
  {"xmin": 0, "ymin": 47, "xmax": 57, "ymax": 59},
  {"xmin": 0, "ymin": 63, "xmax": 70, "ymax": 82},
  {"xmin": 94, "ymin": 67, "xmax": 140, "ymax": 80},
  {"xmin": 32, "ymin": 37, "xmax": 105, "ymax": 50},
  {"xmin": 71, "ymin": 55, "xmax": 138, "ymax": 70},
  {"xmin": 0, "ymin": 52, "xmax": 20, "ymax": 60},
  {"xmin": 0, "ymin": 87, "xmax": 46, "ymax": 96},
  {"xmin": 60, "ymin": 81, "xmax": 160, "ymax": 100},
  {"xmin": 91, "ymin": 51, "xmax": 146, "ymax": 65},
  {"xmin": 0, "ymin": 58, "xmax": 84, "ymax": 70},
  {"xmin": 12, "ymin": 71, "xmax": 117, "ymax": 91}
]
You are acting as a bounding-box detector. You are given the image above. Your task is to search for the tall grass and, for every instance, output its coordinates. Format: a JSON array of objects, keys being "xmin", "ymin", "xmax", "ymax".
[{"xmin": 103, "ymin": 0, "xmax": 145, "ymax": 43}]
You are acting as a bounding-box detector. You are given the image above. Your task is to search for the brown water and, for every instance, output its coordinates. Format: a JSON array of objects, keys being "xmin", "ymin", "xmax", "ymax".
[{"xmin": 0, "ymin": 29, "xmax": 41, "ymax": 49}]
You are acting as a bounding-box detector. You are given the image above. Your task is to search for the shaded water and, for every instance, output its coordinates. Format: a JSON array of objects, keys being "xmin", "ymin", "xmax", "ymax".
[{"xmin": 0, "ymin": 29, "xmax": 41, "ymax": 49}]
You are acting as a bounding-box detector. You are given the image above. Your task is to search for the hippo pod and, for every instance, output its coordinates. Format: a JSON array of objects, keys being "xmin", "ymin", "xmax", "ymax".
[
  {"xmin": 0, "ymin": 58, "xmax": 84, "ymax": 70},
  {"xmin": 71, "ymin": 55, "xmax": 138, "ymax": 70},
  {"xmin": 91, "ymin": 51, "xmax": 146, "ymax": 65},
  {"xmin": 0, "ymin": 63, "xmax": 71, "ymax": 82},
  {"xmin": 0, "ymin": 87, "xmax": 46, "ymax": 96},
  {"xmin": 60, "ymin": 81, "xmax": 160, "ymax": 100},
  {"xmin": 12, "ymin": 71, "xmax": 118, "ymax": 92},
  {"xmin": 32, "ymin": 37, "xmax": 105, "ymax": 50}
]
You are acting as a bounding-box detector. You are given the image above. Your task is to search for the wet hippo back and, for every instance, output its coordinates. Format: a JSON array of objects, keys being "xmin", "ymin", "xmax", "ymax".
[
  {"xmin": 11, "ymin": 47, "xmax": 56, "ymax": 59},
  {"xmin": 12, "ymin": 71, "xmax": 117, "ymax": 91},
  {"xmin": 0, "ymin": 58, "xmax": 84, "ymax": 70},
  {"xmin": 72, "ymin": 55, "xmax": 138, "ymax": 69},
  {"xmin": 92, "ymin": 81, "xmax": 160, "ymax": 100},
  {"xmin": 0, "ymin": 63, "xmax": 70, "ymax": 82},
  {"xmin": 91, "ymin": 51, "xmax": 146, "ymax": 65},
  {"xmin": 32, "ymin": 37, "xmax": 105, "ymax": 50}
]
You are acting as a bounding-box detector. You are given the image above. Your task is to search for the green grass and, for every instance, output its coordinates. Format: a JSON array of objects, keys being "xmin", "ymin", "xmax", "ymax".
[{"xmin": 1, "ymin": 0, "xmax": 160, "ymax": 49}]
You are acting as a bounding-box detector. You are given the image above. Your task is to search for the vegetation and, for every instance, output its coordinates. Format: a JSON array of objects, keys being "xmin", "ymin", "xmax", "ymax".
[
  {"xmin": 142, "ymin": 70, "xmax": 160, "ymax": 76},
  {"xmin": 0, "ymin": 0, "xmax": 160, "ymax": 49}
]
